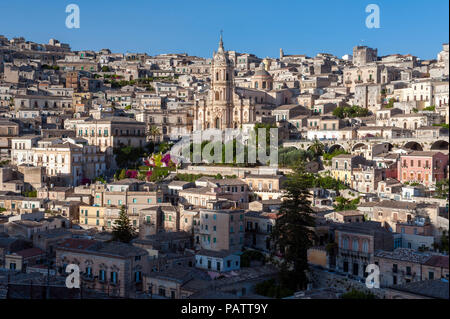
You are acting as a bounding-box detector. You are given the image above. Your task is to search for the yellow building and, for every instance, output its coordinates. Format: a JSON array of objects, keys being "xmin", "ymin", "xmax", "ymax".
[
  {"xmin": 79, "ymin": 205, "xmax": 105, "ymax": 230},
  {"xmin": 331, "ymin": 154, "xmax": 366, "ymax": 185}
]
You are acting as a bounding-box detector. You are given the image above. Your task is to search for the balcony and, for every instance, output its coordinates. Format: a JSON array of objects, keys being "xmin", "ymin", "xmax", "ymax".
[
  {"xmin": 81, "ymin": 273, "xmax": 95, "ymax": 282},
  {"xmin": 246, "ymin": 227, "xmax": 269, "ymax": 235},
  {"xmin": 339, "ymin": 248, "xmax": 370, "ymax": 260}
]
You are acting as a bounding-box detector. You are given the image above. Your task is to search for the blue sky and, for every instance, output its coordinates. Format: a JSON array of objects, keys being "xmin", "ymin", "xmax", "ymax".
[{"xmin": 0, "ymin": 0, "xmax": 448, "ymax": 60}]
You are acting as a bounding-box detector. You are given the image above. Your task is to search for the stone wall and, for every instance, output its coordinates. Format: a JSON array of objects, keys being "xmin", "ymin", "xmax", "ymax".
[{"xmin": 309, "ymin": 267, "xmax": 387, "ymax": 298}]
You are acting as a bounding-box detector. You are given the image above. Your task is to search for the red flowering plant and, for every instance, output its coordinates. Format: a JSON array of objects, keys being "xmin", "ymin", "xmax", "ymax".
[
  {"xmin": 126, "ymin": 170, "xmax": 138, "ymax": 179},
  {"xmin": 143, "ymin": 152, "xmax": 177, "ymax": 182}
]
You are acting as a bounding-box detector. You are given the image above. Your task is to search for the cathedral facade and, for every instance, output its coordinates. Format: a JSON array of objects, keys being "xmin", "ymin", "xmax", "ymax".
[{"xmin": 194, "ymin": 36, "xmax": 256, "ymax": 130}]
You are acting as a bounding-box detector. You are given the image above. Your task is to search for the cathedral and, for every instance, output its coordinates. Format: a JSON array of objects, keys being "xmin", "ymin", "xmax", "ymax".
[{"xmin": 193, "ymin": 36, "xmax": 256, "ymax": 130}]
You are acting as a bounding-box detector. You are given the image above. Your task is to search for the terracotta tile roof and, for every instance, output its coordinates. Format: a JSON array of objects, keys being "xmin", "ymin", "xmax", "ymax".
[
  {"xmin": 14, "ymin": 247, "xmax": 45, "ymax": 258},
  {"xmin": 57, "ymin": 238, "xmax": 97, "ymax": 250},
  {"xmin": 424, "ymin": 255, "xmax": 449, "ymax": 269}
]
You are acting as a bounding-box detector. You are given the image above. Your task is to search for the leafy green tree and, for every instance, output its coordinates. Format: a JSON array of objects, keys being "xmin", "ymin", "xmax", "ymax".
[
  {"xmin": 158, "ymin": 141, "xmax": 172, "ymax": 153},
  {"xmin": 148, "ymin": 125, "xmax": 161, "ymax": 142},
  {"xmin": 118, "ymin": 169, "xmax": 127, "ymax": 180},
  {"xmin": 323, "ymin": 149, "xmax": 349, "ymax": 161},
  {"xmin": 435, "ymin": 179, "xmax": 449, "ymax": 199},
  {"xmin": 93, "ymin": 176, "xmax": 107, "ymax": 184},
  {"xmin": 114, "ymin": 146, "xmax": 146, "ymax": 168},
  {"xmin": 240, "ymin": 250, "xmax": 266, "ymax": 267},
  {"xmin": 309, "ymin": 139, "xmax": 324, "ymax": 158},
  {"xmin": 254, "ymin": 123, "xmax": 277, "ymax": 150},
  {"xmin": 254, "ymin": 279, "xmax": 294, "ymax": 298},
  {"xmin": 386, "ymin": 98, "xmax": 395, "ymax": 108},
  {"xmin": 332, "ymin": 105, "xmax": 370, "ymax": 119},
  {"xmin": 440, "ymin": 230, "xmax": 449, "ymax": 254},
  {"xmin": 112, "ymin": 206, "xmax": 136, "ymax": 243},
  {"xmin": 271, "ymin": 163, "xmax": 316, "ymax": 291},
  {"xmin": 334, "ymin": 196, "xmax": 359, "ymax": 211},
  {"xmin": 434, "ymin": 230, "xmax": 449, "ymax": 253},
  {"xmin": 332, "ymin": 106, "xmax": 346, "ymax": 119}
]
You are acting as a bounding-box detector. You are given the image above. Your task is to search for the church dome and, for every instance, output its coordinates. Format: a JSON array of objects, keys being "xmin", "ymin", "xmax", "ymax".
[
  {"xmin": 251, "ymin": 62, "xmax": 273, "ymax": 91},
  {"xmin": 253, "ymin": 68, "xmax": 271, "ymax": 77},
  {"xmin": 252, "ymin": 63, "xmax": 272, "ymax": 78}
]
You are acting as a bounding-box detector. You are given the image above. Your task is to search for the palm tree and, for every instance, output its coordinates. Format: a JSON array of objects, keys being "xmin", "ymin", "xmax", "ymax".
[
  {"xmin": 309, "ymin": 139, "xmax": 324, "ymax": 158},
  {"xmin": 148, "ymin": 125, "xmax": 161, "ymax": 143}
]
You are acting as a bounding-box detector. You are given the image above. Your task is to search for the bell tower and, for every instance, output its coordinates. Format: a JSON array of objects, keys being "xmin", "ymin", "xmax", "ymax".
[{"xmin": 209, "ymin": 34, "xmax": 234, "ymax": 129}]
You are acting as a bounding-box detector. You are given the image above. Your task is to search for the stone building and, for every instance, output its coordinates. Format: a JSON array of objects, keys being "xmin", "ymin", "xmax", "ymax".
[
  {"xmin": 75, "ymin": 116, "xmax": 147, "ymax": 155},
  {"xmin": 374, "ymin": 248, "xmax": 449, "ymax": 287},
  {"xmin": 55, "ymin": 238, "xmax": 148, "ymax": 298},
  {"xmin": 194, "ymin": 36, "xmax": 256, "ymax": 130},
  {"xmin": 334, "ymin": 221, "xmax": 394, "ymax": 279},
  {"xmin": 352, "ymin": 46, "xmax": 378, "ymax": 67}
]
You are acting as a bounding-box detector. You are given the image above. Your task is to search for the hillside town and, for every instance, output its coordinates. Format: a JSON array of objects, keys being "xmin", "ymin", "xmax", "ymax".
[{"xmin": 0, "ymin": 34, "xmax": 448, "ymax": 300}]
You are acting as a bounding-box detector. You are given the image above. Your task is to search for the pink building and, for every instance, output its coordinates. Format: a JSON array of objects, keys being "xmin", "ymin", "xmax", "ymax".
[{"xmin": 398, "ymin": 151, "xmax": 448, "ymax": 186}]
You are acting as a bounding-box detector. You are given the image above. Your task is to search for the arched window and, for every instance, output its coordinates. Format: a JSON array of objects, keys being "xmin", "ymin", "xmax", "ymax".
[
  {"xmin": 255, "ymin": 82, "xmax": 258, "ymax": 89},
  {"xmin": 215, "ymin": 91, "xmax": 220, "ymax": 101},
  {"xmin": 216, "ymin": 72, "xmax": 219, "ymax": 81},
  {"xmin": 352, "ymin": 239, "xmax": 359, "ymax": 251},
  {"xmin": 362, "ymin": 240, "xmax": 369, "ymax": 253},
  {"xmin": 343, "ymin": 238, "xmax": 349, "ymax": 249}
]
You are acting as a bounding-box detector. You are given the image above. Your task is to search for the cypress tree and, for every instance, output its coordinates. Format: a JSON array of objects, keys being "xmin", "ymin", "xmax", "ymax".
[
  {"xmin": 112, "ymin": 205, "xmax": 136, "ymax": 243},
  {"xmin": 270, "ymin": 163, "xmax": 316, "ymax": 291}
]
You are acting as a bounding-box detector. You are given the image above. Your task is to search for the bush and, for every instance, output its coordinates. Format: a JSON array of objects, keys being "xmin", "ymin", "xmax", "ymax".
[
  {"xmin": 423, "ymin": 105, "xmax": 435, "ymax": 111},
  {"xmin": 334, "ymin": 196, "xmax": 359, "ymax": 211},
  {"xmin": 323, "ymin": 149, "xmax": 349, "ymax": 161},
  {"xmin": 23, "ymin": 190, "xmax": 37, "ymax": 197},
  {"xmin": 254, "ymin": 279, "xmax": 294, "ymax": 298},
  {"xmin": 332, "ymin": 105, "xmax": 370, "ymax": 119},
  {"xmin": 174, "ymin": 173, "xmax": 205, "ymax": 182},
  {"xmin": 240, "ymin": 250, "xmax": 265, "ymax": 267}
]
